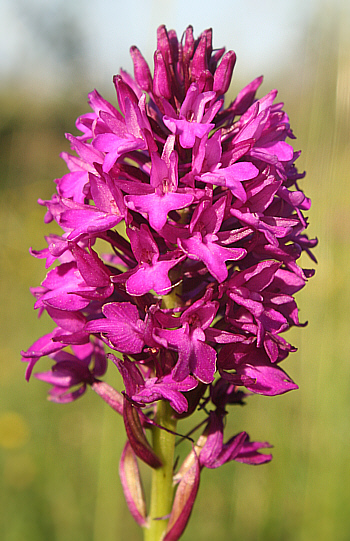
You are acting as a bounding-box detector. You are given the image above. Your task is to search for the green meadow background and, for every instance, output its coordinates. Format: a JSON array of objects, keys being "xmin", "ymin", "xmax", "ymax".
[{"xmin": 1, "ymin": 10, "xmax": 350, "ymax": 541}]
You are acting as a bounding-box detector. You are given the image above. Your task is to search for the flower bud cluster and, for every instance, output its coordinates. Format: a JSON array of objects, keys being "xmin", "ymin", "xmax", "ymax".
[{"xmin": 22, "ymin": 25, "xmax": 316, "ymax": 536}]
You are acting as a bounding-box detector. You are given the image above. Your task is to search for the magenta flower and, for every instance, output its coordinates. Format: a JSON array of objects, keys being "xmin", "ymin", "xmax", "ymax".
[
  {"xmin": 178, "ymin": 196, "xmax": 246, "ymax": 282},
  {"xmin": 112, "ymin": 354, "xmax": 198, "ymax": 414},
  {"xmin": 125, "ymin": 138, "xmax": 194, "ymax": 231},
  {"xmin": 154, "ymin": 293, "xmax": 219, "ymax": 383},
  {"xmin": 85, "ymin": 302, "xmax": 147, "ymax": 353},
  {"xmin": 163, "ymin": 83, "xmax": 219, "ymax": 148},
  {"xmin": 23, "ymin": 24, "xmax": 317, "ymax": 541},
  {"xmin": 34, "ymin": 340, "xmax": 107, "ymax": 403},
  {"xmin": 112, "ymin": 224, "xmax": 185, "ymax": 296}
]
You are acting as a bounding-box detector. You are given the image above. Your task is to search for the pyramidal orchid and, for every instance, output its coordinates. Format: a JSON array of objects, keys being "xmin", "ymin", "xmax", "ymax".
[{"xmin": 22, "ymin": 25, "xmax": 317, "ymax": 541}]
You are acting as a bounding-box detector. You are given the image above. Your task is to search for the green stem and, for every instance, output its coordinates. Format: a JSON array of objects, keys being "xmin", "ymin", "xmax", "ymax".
[{"xmin": 144, "ymin": 400, "xmax": 177, "ymax": 541}]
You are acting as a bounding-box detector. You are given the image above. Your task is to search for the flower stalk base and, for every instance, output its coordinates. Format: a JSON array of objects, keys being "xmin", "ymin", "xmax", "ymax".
[{"xmin": 144, "ymin": 400, "xmax": 177, "ymax": 541}]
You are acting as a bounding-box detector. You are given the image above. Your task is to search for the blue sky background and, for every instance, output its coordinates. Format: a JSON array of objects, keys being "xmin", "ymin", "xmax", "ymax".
[{"xmin": 1, "ymin": 0, "xmax": 348, "ymax": 96}]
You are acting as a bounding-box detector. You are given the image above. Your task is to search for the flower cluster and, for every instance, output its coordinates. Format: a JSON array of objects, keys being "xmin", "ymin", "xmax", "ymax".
[{"xmin": 22, "ymin": 25, "xmax": 316, "ymax": 540}]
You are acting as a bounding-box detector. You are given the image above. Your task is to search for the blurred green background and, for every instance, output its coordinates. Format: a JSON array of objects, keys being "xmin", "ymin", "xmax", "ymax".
[{"xmin": 1, "ymin": 2, "xmax": 350, "ymax": 540}]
